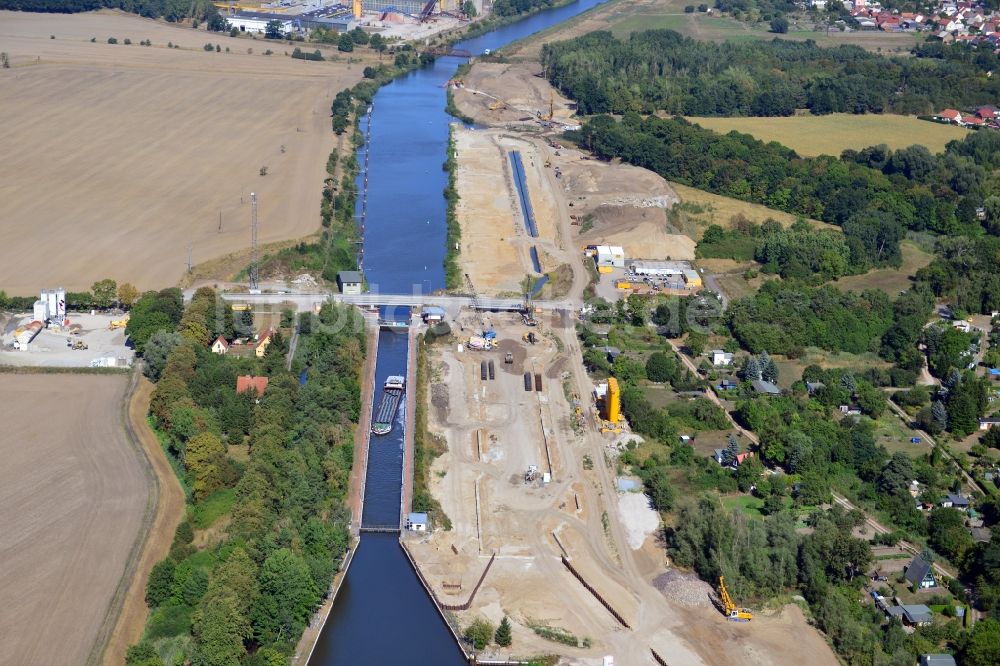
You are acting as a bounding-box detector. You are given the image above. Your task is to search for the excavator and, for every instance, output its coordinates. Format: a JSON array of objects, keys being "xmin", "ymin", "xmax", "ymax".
[
  {"xmin": 719, "ymin": 576, "xmax": 753, "ymax": 622},
  {"xmin": 488, "ymin": 98, "xmax": 507, "ymax": 111},
  {"xmin": 540, "ymin": 91, "xmax": 554, "ymax": 121}
]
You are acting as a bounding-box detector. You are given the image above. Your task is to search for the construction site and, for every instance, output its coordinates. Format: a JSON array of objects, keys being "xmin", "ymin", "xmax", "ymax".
[
  {"xmin": 402, "ymin": 295, "xmax": 840, "ymax": 664},
  {"xmin": 449, "ymin": 63, "xmax": 694, "ymax": 302}
]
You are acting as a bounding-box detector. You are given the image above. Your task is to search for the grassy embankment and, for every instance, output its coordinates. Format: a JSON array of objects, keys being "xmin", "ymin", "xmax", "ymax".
[
  {"xmin": 412, "ymin": 332, "xmax": 452, "ymax": 529},
  {"xmin": 444, "ymin": 127, "xmax": 463, "ymax": 290}
]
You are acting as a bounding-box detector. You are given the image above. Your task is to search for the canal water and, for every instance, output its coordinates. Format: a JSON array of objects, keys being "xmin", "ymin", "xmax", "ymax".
[{"xmin": 309, "ymin": 2, "xmax": 606, "ymax": 662}]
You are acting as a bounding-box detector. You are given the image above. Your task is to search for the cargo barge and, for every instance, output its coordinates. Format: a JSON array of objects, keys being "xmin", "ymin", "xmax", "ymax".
[{"xmin": 371, "ymin": 375, "xmax": 405, "ymax": 435}]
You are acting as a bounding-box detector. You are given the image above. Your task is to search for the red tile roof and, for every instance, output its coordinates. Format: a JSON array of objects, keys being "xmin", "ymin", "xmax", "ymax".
[{"xmin": 236, "ymin": 375, "xmax": 269, "ymax": 395}]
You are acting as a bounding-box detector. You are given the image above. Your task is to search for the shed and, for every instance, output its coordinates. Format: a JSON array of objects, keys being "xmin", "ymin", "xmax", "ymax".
[
  {"xmin": 406, "ymin": 512, "xmax": 428, "ymax": 531},
  {"xmin": 337, "ymin": 270, "xmax": 363, "ymax": 295},
  {"xmin": 904, "ymin": 554, "xmax": 937, "ymax": 590},
  {"xmin": 751, "ymin": 379, "xmax": 780, "ymax": 395},
  {"xmin": 979, "ymin": 417, "xmax": 1000, "ymax": 431},
  {"xmin": 596, "ymin": 245, "xmax": 625, "ymax": 268},
  {"xmin": 711, "ymin": 350, "xmax": 733, "ymax": 367},
  {"xmin": 682, "ymin": 269, "xmax": 702, "ymax": 287},
  {"xmin": 422, "ymin": 306, "xmax": 446, "ymax": 323},
  {"xmin": 899, "ymin": 604, "xmax": 933, "ymax": 626}
]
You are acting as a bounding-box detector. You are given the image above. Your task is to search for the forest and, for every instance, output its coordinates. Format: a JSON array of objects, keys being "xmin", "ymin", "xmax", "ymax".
[
  {"xmin": 541, "ymin": 30, "xmax": 1000, "ymax": 116},
  {"xmin": 125, "ymin": 290, "xmax": 365, "ymax": 666}
]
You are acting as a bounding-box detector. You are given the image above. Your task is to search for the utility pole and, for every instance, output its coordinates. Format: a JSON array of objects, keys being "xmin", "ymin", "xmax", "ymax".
[
  {"xmin": 249, "ymin": 192, "xmax": 260, "ymax": 292},
  {"xmin": 186, "ymin": 244, "xmax": 193, "ymax": 272},
  {"xmin": 218, "ymin": 211, "xmax": 222, "ymax": 233}
]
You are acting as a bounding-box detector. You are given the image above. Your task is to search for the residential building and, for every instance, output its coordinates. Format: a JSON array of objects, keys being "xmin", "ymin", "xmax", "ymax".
[
  {"xmin": 979, "ymin": 417, "xmax": 1000, "ymax": 431},
  {"xmin": 904, "ymin": 554, "xmax": 937, "ymax": 590},
  {"xmin": 254, "ymin": 327, "xmax": 276, "ymax": 358},
  {"xmin": 211, "ymin": 336, "xmax": 229, "ymax": 355},
  {"xmin": 940, "ymin": 493, "xmax": 970, "ymax": 509},
  {"xmin": 236, "ymin": 375, "xmax": 269, "ymax": 396},
  {"xmin": 711, "ymin": 349, "xmax": 734, "ymax": 367},
  {"xmin": 919, "ymin": 654, "xmax": 956, "ymax": 666},
  {"xmin": 337, "ymin": 270, "xmax": 363, "ymax": 295},
  {"xmin": 896, "ymin": 604, "xmax": 933, "ymax": 626}
]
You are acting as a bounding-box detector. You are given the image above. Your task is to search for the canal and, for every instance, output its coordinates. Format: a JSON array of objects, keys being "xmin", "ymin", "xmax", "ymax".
[{"xmin": 308, "ymin": 2, "xmax": 606, "ymax": 662}]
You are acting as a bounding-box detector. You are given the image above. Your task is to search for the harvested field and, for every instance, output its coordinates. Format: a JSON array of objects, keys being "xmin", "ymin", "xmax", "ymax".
[
  {"xmin": 0, "ymin": 373, "xmax": 148, "ymax": 666},
  {"xmin": 831, "ymin": 241, "xmax": 933, "ymax": 296},
  {"xmin": 687, "ymin": 114, "xmax": 969, "ymax": 157},
  {"xmin": 0, "ymin": 10, "xmax": 370, "ymax": 294}
]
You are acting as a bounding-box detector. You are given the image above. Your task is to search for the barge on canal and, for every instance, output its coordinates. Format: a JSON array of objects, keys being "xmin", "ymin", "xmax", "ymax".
[{"xmin": 371, "ymin": 375, "xmax": 405, "ymax": 435}]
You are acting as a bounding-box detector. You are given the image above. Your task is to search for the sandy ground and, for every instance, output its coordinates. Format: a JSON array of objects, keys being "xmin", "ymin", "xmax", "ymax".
[
  {"xmin": 0, "ymin": 312, "xmax": 134, "ymax": 368},
  {"xmin": 102, "ymin": 376, "xmax": 185, "ymax": 665},
  {"xmin": 452, "ymin": 62, "xmax": 576, "ymax": 127},
  {"xmin": 0, "ymin": 10, "xmax": 370, "ymax": 294},
  {"xmin": 617, "ymin": 492, "xmax": 660, "ymax": 551},
  {"xmin": 0, "ymin": 373, "xmax": 149, "ymax": 666}
]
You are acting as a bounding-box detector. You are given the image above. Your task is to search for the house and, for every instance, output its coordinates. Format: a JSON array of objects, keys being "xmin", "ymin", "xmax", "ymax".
[
  {"xmin": 211, "ymin": 336, "xmax": 229, "ymax": 355},
  {"xmin": 714, "ymin": 449, "xmax": 754, "ymax": 467},
  {"xmin": 939, "ymin": 108, "xmax": 963, "ymax": 123},
  {"xmin": 735, "ymin": 452, "xmax": 755, "ymax": 466},
  {"xmin": 941, "ymin": 493, "xmax": 970, "ymax": 509},
  {"xmin": 717, "ymin": 378, "xmax": 738, "ymax": 391},
  {"xmin": 406, "ymin": 512, "xmax": 428, "ymax": 531},
  {"xmin": 979, "ymin": 417, "xmax": 1000, "ymax": 431},
  {"xmin": 751, "ymin": 379, "xmax": 780, "ymax": 395},
  {"xmin": 236, "ymin": 375, "xmax": 269, "ymax": 396},
  {"xmin": 254, "ymin": 327, "xmax": 275, "ymax": 358},
  {"xmin": 839, "ymin": 403, "xmax": 862, "ymax": 416},
  {"xmin": 337, "ymin": 270, "xmax": 363, "ymax": 295},
  {"xmin": 920, "ymin": 654, "xmax": 956, "ymax": 666},
  {"xmin": 952, "ymin": 319, "xmax": 972, "ymax": 333},
  {"xmin": 711, "ymin": 349, "xmax": 734, "ymax": 367},
  {"xmin": 714, "ymin": 449, "xmax": 726, "ymax": 465},
  {"xmin": 904, "ymin": 554, "xmax": 937, "ymax": 590},
  {"xmin": 421, "ymin": 306, "xmax": 446, "ymax": 323}
]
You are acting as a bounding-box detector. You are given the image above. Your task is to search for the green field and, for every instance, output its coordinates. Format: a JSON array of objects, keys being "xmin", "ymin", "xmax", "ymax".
[
  {"xmin": 831, "ymin": 241, "xmax": 934, "ymax": 297},
  {"xmin": 686, "ymin": 114, "xmax": 969, "ymax": 157},
  {"xmin": 722, "ymin": 494, "xmax": 765, "ymax": 519}
]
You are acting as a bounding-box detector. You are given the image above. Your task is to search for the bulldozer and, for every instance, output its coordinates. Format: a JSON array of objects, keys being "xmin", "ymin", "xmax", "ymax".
[
  {"xmin": 109, "ymin": 313, "xmax": 130, "ymax": 330},
  {"xmin": 718, "ymin": 576, "xmax": 752, "ymax": 622},
  {"xmin": 489, "ymin": 99, "xmax": 506, "ymax": 111}
]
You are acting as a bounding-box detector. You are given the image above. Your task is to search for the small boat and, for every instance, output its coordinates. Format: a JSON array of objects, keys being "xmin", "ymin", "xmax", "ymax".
[{"xmin": 371, "ymin": 375, "xmax": 405, "ymax": 435}]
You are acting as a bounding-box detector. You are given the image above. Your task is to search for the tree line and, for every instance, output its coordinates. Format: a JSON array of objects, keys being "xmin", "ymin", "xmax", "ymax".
[
  {"xmin": 0, "ymin": 0, "xmax": 225, "ymax": 26},
  {"xmin": 126, "ymin": 291, "xmax": 365, "ymax": 666},
  {"xmin": 541, "ymin": 29, "xmax": 1000, "ymax": 116}
]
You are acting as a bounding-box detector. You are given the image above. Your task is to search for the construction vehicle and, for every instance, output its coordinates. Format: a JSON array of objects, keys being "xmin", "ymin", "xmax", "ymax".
[
  {"xmin": 504, "ymin": 352, "xmax": 514, "ymax": 364},
  {"xmin": 109, "ymin": 314, "xmax": 130, "ymax": 330},
  {"xmin": 70, "ymin": 340, "xmax": 89, "ymax": 351},
  {"xmin": 718, "ymin": 576, "xmax": 753, "ymax": 622},
  {"xmin": 540, "ymin": 91, "xmax": 554, "ymax": 122},
  {"xmin": 523, "ymin": 332, "xmax": 537, "ymax": 344},
  {"xmin": 489, "ymin": 99, "xmax": 506, "ymax": 111}
]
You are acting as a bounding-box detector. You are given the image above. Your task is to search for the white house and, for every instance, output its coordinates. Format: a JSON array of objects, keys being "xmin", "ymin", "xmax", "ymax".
[
  {"xmin": 406, "ymin": 512, "xmax": 428, "ymax": 531},
  {"xmin": 711, "ymin": 349, "xmax": 734, "ymax": 367}
]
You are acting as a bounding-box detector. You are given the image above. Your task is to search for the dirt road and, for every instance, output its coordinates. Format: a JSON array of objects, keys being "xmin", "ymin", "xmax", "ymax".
[
  {"xmin": 0, "ymin": 373, "xmax": 148, "ymax": 666},
  {"xmin": 101, "ymin": 375, "xmax": 186, "ymax": 665}
]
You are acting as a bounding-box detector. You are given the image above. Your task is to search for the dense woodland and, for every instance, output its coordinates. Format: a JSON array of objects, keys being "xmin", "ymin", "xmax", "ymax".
[
  {"xmin": 542, "ymin": 30, "xmax": 1000, "ymax": 116},
  {"xmin": 124, "ymin": 290, "xmax": 364, "ymax": 666}
]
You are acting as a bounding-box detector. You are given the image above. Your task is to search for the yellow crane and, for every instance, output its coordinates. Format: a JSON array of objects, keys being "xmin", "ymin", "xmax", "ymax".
[
  {"xmin": 718, "ymin": 576, "xmax": 753, "ymax": 622},
  {"xmin": 541, "ymin": 91, "xmax": 554, "ymax": 121}
]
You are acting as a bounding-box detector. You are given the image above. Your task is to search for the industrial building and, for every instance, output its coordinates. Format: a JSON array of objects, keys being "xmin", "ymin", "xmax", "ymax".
[
  {"xmin": 225, "ymin": 12, "xmax": 294, "ymax": 33},
  {"xmin": 33, "ymin": 287, "xmax": 66, "ymax": 325},
  {"xmin": 594, "ymin": 245, "xmax": 625, "ymax": 269},
  {"xmin": 223, "ymin": 5, "xmax": 357, "ymax": 34},
  {"xmin": 337, "ymin": 270, "xmax": 363, "ymax": 295}
]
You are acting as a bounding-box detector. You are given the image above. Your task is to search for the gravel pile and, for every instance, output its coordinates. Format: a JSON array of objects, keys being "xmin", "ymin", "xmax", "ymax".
[{"xmin": 654, "ymin": 569, "xmax": 716, "ymax": 609}]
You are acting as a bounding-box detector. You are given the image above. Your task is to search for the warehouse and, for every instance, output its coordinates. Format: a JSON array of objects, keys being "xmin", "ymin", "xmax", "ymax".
[
  {"xmin": 628, "ymin": 260, "xmax": 685, "ymax": 278},
  {"xmin": 224, "ymin": 12, "xmax": 293, "ymax": 35}
]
